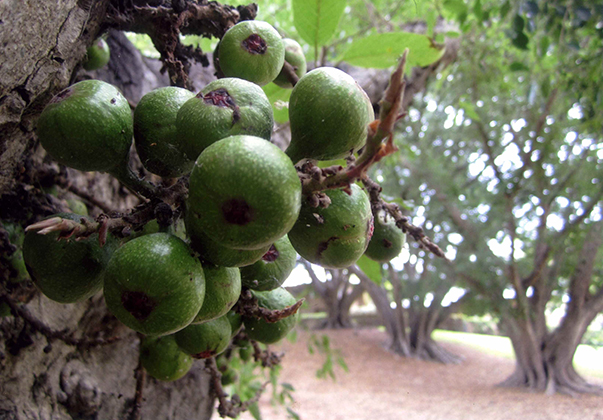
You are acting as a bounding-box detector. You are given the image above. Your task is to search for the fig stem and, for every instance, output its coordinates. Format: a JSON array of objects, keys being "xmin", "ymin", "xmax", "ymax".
[{"xmin": 109, "ymin": 160, "xmax": 159, "ymax": 200}]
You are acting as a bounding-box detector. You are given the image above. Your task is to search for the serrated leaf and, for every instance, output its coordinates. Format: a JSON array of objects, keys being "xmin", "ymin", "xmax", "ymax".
[
  {"xmin": 263, "ymin": 83, "xmax": 292, "ymax": 124},
  {"xmin": 341, "ymin": 32, "xmax": 444, "ymax": 69},
  {"xmin": 355, "ymin": 255, "xmax": 382, "ymax": 284},
  {"xmin": 292, "ymin": 0, "xmax": 347, "ymax": 48}
]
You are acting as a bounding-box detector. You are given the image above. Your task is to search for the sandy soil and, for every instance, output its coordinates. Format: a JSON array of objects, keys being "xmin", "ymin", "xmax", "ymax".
[{"xmin": 227, "ymin": 328, "xmax": 603, "ymax": 420}]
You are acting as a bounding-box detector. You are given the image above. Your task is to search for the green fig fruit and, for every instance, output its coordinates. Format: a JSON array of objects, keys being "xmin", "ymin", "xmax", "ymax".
[
  {"xmin": 273, "ymin": 38, "xmax": 307, "ymax": 89},
  {"xmin": 218, "ymin": 20, "xmax": 285, "ymax": 86},
  {"xmin": 238, "ymin": 343, "xmax": 253, "ymax": 362},
  {"xmin": 226, "ymin": 309, "xmax": 243, "ymax": 338},
  {"xmin": 220, "ymin": 368, "xmax": 238, "ymax": 386},
  {"xmin": 187, "ymin": 135, "xmax": 301, "ymax": 250},
  {"xmin": 243, "ymin": 288, "xmax": 299, "ymax": 344},
  {"xmin": 240, "ymin": 235, "xmax": 297, "ymax": 291},
  {"xmin": 134, "ymin": 86, "xmax": 195, "ymax": 177},
  {"xmin": 176, "ymin": 78, "xmax": 273, "ymax": 161},
  {"xmin": 175, "ymin": 315, "xmax": 231, "ymax": 359},
  {"xmin": 140, "ymin": 335, "xmax": 193, "ymax": 382},
  {"xmin": 186, "ymin": 214, "xmax": 270, "ymax": 267},
  {"xmin": 286, "ymin": 67, "xmax": 374, "ymax": 162},
  {"xmin": 192, "ymin": 265, "xmax": 241, "ymax": 324},
  {"xmin": 364, "ymin": 211, "xmax": 406, "ymax": 262},
  {"xmin": 103, "ymin": 233, "xmax": 205, "ymax": 336},
  {"xmin": 36, "ymin": 80, "xmax": 133, "ymax": 172},
  {"xmin": 83, "ymin": 38, "xmax": 111, "ymax": 71},
  {"xmin": 23, "ymin": 213, "xmax": 117, "ymax": 303},
  {"xmin": 288, "ymin": 184, "xmax": 373, "ymax": 269},
  {"xmin": 66, "ymin": 198, "xmax": 89, "ymax": 216}
]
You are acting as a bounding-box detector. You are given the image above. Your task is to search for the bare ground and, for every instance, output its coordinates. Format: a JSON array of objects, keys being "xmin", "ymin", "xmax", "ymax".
[{"xmin": 231, "ymin": 328, "xmax": 603, "ymax": 420}]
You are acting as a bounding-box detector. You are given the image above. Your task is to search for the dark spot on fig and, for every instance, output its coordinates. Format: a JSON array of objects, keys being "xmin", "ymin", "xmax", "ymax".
[
  {"xmin": 241, "ymin": 34, "xmax": 267, "ymax": 54},
  {"xmin": 121, "ymin": 291, "xmax": 156, "ymax": 321},
  {"xmin": 110, "ymin": 98, "xmax": 117, "ymax": 104},
  {"xmin": 382, "ymin": 239, "xmax": 393, "ymax": 248},
  {"xmin": 50, "ymin": 88, "xmax": 73, "ymax": 104},
  {"xmin": 262, "ymin": 244, "xmax": 280, "ymax": 262},
  {"xmin": 193, "ymin": 350, "xmax": 216, "ymax": 359},
  {"xmin": 317, "ymin": 236, "xmax": 339, "ymax": 258},
  {"xmin": 222, "ymin": 198, "xmax": 254, "ymax": 225},
  {"xmin": 203, "ymin": 88, "xmax": 237, "ymax": 108}
]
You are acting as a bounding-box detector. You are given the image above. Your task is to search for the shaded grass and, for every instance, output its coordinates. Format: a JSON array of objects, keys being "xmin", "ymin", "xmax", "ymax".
[{"xmin": 433, "ymin": 329, "xmax": 603, "ymax": 380}]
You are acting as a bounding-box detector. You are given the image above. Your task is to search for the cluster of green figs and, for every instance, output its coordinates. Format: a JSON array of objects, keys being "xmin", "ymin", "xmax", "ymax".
[{"xmin": 21, "ymin": 20, "xmax": 406, "ymax": 382}]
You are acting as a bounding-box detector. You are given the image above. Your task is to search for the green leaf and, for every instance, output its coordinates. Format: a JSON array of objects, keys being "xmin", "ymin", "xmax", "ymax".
[
  {"xmin": 500, "ymin": 1, "xmax": 511, "ymax": 19},
  {"xmin": 509, "ymin": 61, "xmax": 529, "ymax": 72},
  {"xmin": 511, "ymin": 31, "xmax": 529, "ymax": 50},
  {"xmin": 341, "ymin": 32, "xmax": 445, "ymax": 69},
  {"xmin": 355, "ymin": 255, "xmax": 382, "ymax": 284},
  {"xmin": 473, "ymin": 0, "xmax": 483, "ymax": 22},
  {"xmin": 445, "ymin": 31, "xmax": 460, "ymax": 38},
  {"xmin": 512, "ymin": 14, "xmax": 525, "ymax": 32},
  {"xmin": 458, "ymin": 100, "xmax": 481, "ymax": 121},
  {"xmin": 292, "ymin": 0, "xmax": 347, "ymax": 48},
  {"xmin": 262, "ymin": 83, "xmax": 292, "ymax": 124},
  {"xmin": 249, "ymin": 403, "xmax": 262, "ymax": 420},
  {"xmin": 287, "ymin": 407, "xmax": 301, "ymax": 420},
  {"xmin": 443, "ymin": 0, "xmax": 468, "ymax": 18}
]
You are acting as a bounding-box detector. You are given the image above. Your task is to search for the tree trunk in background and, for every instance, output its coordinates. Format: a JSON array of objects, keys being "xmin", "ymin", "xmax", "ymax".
[
  {"xmin": 500, "ymin": 223, "xmax": 603, "ymax": 396},
  {"xmin": 0, "ymin": 3, "xmax": 217, "ymax": 418}
]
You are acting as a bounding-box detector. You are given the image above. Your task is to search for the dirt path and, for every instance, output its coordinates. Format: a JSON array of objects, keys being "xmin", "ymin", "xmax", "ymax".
[{"xmin": 229, "ymin": 328, "xmax": 603, "ymax": 420}]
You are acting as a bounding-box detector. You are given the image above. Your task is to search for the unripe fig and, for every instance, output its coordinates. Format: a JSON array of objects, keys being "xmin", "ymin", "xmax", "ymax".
[
  {"xmin": 187, "ymin": 135, "xmax": 301, "ymax": 250},
  {"xmin": 226, "ymin": 309, "xmax": 243, "ymax": 338},
  {"xmin": 286, "ymin": 67, "xmax": 374, "ymax": 162},
  {"xmin": 140, "ymin": 335, "xmax": 193, "ymax": 382},
  {"xmin": 83, "ymin": 38, "xmax": 110, "ymax": 71},
  {"xmin": 103, "ymin": 233, "xmax": 205, "ymax": 336},
  {"xmin": 36, "ymin": 80, "xmax": 133, "ymax": 172},
  {"xmin": 240, "ymin": 235, "xmax": 297, "ymax": 291},
  {"xmin": 192, "ymin": 265, "xmax": 241, "ymax": 324},
  {"xmin": 273, "ymin": 38, "xmax": 307, "ymax": 89},
  {"xmin": 176, "ymin": 78, "xmax": 273, "ymax": 160},
  {"xmin": 23, "ymin": 213, "xmax": 117, "ymax": 303},
  {"xmin": 175, "ymin": 315, "xmax": 231, "ymax": 359},
  {"xmin": 364, "ymin": 212, "xmax": 406, "ymax": 262},
  {"xmin": 221, "ymin": 368, "xmax": 238, "ymax": 386},
  {"xmin": 218, "ymin": 20, "xmax": 285, "ymax": 86},
  {"xmin": 243, "ymin": 288, "xmax": 299, "ymax": 344},
  {"xmin": 288, "ymin": 184, "xmax": 373, "ymax": 269},
  {"xmin": 134, "ymin": 87, "xmax": 195, "ymax": 177},
  {"xmin": 186, "ymin": 214, "xmax": 270, "ymax": 267}
]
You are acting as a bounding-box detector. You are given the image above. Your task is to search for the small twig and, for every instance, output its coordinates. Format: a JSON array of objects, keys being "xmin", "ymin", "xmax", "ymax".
[
  {"xmin": 205, "ymin": 357, "xmax": 269, "ymax": 418},
  {"xmin": 361, "ymin": 174, "xmax": 447, "ymax": 259},
  {"xmin": 0, "ymin": 294, "xmax": 123, "ymax": 348},
  {"xmin": 56, "ymin": 178, "xmax": 115, "ymax": 213},
  {"xmin": 131, "ymin": 357, "xmax": 146, "ymax": 420},
  {"xmin": 250, "ymin": 340, "xmax": 283, "ymax": 368},
  {"xmin": 234, "ymin": 289, "xmax": 304, "ymax": 323},
  {"xmin": 282, "ymin": 61, "xmax": 300, "ymax": 86}
]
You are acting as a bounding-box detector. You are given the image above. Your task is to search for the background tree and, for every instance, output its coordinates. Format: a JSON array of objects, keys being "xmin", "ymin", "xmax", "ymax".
[{"xmin": 379, "ymin": 0, "xmax": 603, "ymax": 394}]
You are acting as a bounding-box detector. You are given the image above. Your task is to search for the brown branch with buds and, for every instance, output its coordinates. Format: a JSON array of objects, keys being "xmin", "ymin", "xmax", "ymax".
[
  {"xmin": 205, "ymin": 357, "xmax": 269, "ymax": 418},
  {"xmin": 250, "ymin": 340, "xmax": 284, "ymax": 368},
  {"xmin": 362, "ymin": 175, "xmax": 447, "ymax": 259},
  {"xmin": 234, "ymin": 289, "xmax": 304, "ymax": 323}
]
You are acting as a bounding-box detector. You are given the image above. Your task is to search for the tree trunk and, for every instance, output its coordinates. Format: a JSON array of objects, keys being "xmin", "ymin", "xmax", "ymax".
[{"xmin": 0, "ymin": 3, "xmax": 221, "ymax": 418}]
